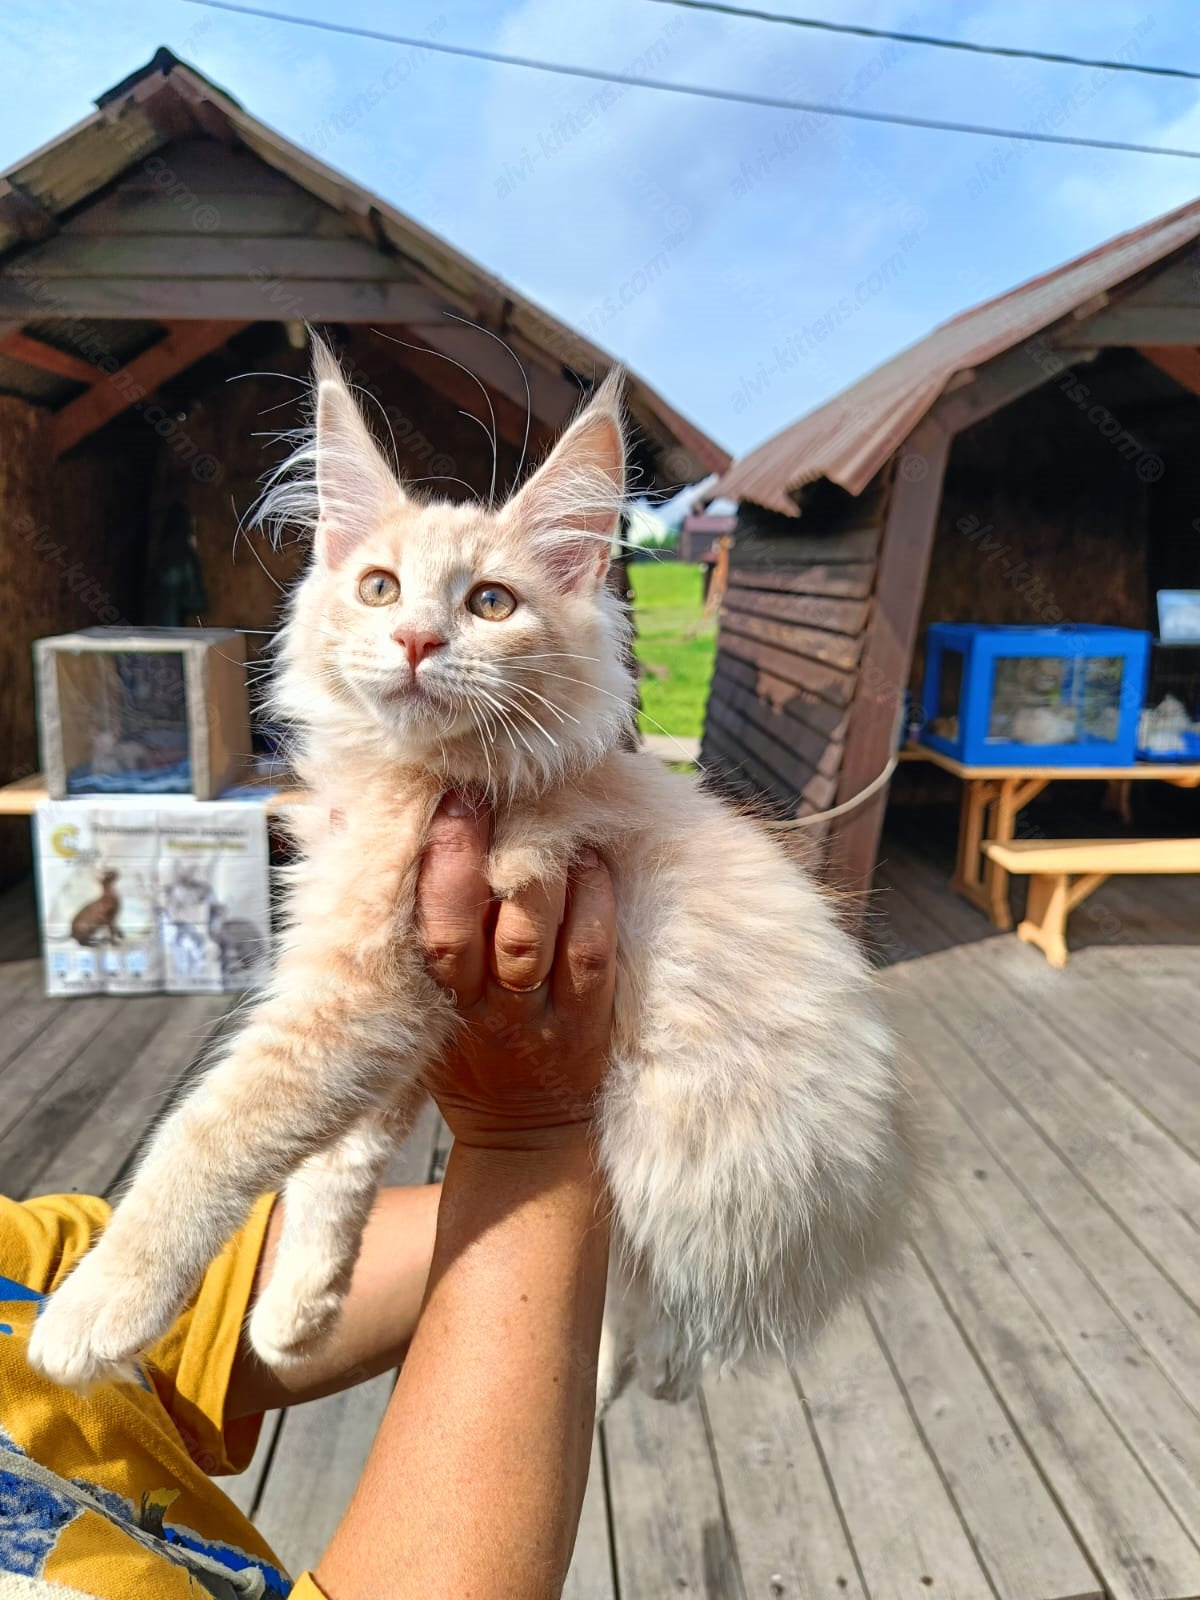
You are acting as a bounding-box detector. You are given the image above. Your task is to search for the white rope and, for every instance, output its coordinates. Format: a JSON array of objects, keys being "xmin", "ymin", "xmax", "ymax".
[
  {"xmin": 778, "ymin": 702, "xmax": 906, "ymax": 830},
  {"xmin": 782, "ymin": 750, "xmax": 899, "ymax": 829}
]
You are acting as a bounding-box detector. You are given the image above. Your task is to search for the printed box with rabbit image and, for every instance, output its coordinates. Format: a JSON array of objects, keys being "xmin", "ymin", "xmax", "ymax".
[
  {"xmin": 34, "ymin": 806, "xmax": 163, "ymax": 996},
  {"xmin": 35, "ymin": 801, "xmax": 270, "ymax": 997}
]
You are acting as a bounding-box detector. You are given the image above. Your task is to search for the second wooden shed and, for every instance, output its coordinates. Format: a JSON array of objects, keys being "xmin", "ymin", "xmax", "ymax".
[{"xmin": 701, "ymin": 197, "xmax": 1200, "ymax": 889}]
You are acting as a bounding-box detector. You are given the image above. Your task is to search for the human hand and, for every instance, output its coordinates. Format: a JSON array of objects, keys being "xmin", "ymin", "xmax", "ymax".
[{"xmin": 417, "ymin": 793, "xmax": 617, "ymax": 1150}]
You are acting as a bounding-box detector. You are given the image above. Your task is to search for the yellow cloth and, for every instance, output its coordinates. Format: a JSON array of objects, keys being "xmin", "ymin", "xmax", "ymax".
[{"xmin": 0, "ymin": 1193, "xmax": 325, "ymax": 1597}]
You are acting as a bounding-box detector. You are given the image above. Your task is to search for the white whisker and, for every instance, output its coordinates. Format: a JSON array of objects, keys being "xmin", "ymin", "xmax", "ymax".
[
  {"xmin": 467, "ymin": 683, "xmax": 521, "ymax": 755},
  {"xmin": 475, "ymin": 681, "xmax": 560, "ymax": 752},
  {"xmin": 443, "ymin": 311, "xmax": 532, "ymax": 496},
  {"xmin": 500, "ymin": 664, "xmax": 689, "ymax": 754},
  {"xmin": 471, "ymin": 682, "xmax": 541, "ymax": 756},
  {"xmin": 466, "ymin": 699, "xmax": 496, "ymax": 791},
  {"xmin": 504, "ymin": 652, "xmax": 605, "ymax": 664},
  {"xmin": 456, "ymin": 409, "xmax": 499, "ymax": 506},
  {"xmin": 471, "ymin": 672, "xmax": 580, "ymax": 727},
  {"xmin": 371, "ymin": 325, "xmax": 497, "ymax": 505}
]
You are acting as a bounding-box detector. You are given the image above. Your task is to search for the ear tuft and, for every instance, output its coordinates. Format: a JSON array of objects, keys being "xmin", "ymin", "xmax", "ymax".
[
  {"xmin": 312, "ymin": 337, "xmax": 404, "ymax": 567},
  {"xmin": 504, "ymin": 370, "xmax": 626, "ymax": 593}
]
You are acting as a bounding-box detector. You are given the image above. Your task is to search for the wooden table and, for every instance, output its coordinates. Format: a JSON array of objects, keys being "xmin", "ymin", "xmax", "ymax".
[
  {"xmin": 0, "ymin": 771, "xmax": 306, "ymax": 816},
  {"xmin": 901, "ymin": 745, "xmax": 1200, "ymax": 928}
]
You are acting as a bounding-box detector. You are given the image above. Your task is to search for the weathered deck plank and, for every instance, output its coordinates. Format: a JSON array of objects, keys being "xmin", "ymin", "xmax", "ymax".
[
  {"xmin": 2, "ymin": 997, "xmax": 176, "ymax": 1199},
  {"xmin": 928, "ymin": 1080, "xmax": 1200, "ymax": 1554},
  {"xmin": 604, "ymin": 1389, "xmax": 742, "ymax": 1599},
  {"xmin": 877, "ymin": 847, "xmax": 1200, "ymax": 1598},
  {"xmin": 1112, "ymin": 969, "xmax": 1200, "ymax": 1075},
  {"xmin": 430, "ymin": 1109, "xmax": 453, "ymax": 1183},
  {"xmin": 32, "ymin": 993, "xmax": 234, "ymax": 1199},
  {"xmin": 0, "ymin": 998, "xmax": 121, "ymax": 1157},
  {"xmin": 866, "ymin": 1256, "xmax": 1102, "ymax": 1600},
  {"xmin": 986, "ymin": 956, "xmax": 1200, "ymax": 1166},
  {"xmin": 383, "ymin": 1096, "xmax": 441, "ymax": 1187},
  {"xmin": 880, "ymin": 860, "xmax": 1200, "ymax": 1251},
  {"xmin": 563, "ymin": 1430, "xmax": 617, "ymax": 1600},
  {"xmin": 703, "ymin": 1362, "xmax": 867, "ymax": 1600},
  {"xmin": 3, "ymin": 838, "xmax": 1198, "ymax": 1594},
  {"xmin": 920, "ymin": 952, "xmax": 1200, "ymax": 1295},
  {"xmin": 905, "ymin": 989, "xmax": 1200, "ymax": 1405},
  {"xmin": 917, "ymin": 1177, "xmax": 1200, "ymax": 1599},
  {"xmin": 797, "ymin": 1303, "xmax": 995, "ymax": 1598},
  {"xmin": 0, "ymin": 992, "xmax": 68, "ymax": 1077}
]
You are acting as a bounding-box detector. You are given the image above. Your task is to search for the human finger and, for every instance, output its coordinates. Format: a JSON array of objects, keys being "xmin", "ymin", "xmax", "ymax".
[
  {"xmin": 417, "ymin": 792, "xmax": 492, "ymax": 1006},
  {"xmin": 488, "ymin": 875, "xmax": 566, "ymax": 1004},
  {"xmin": 551, "ymin": 848, "xmax": 617, "ymax": 1017}
]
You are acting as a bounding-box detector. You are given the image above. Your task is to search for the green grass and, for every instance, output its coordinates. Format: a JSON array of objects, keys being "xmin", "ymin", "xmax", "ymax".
[{"xmin": 628, "ymin": 560, "xmax": 716, "ymax": 739}]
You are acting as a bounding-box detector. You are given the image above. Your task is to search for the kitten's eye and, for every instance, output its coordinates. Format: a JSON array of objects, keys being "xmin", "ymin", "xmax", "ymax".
[
  {"xmin": 467, "ymin": 583, "xmax": 517, "ymax": 621},
  {"xmin": 357, "ymin": 569, "xmax": 400, "ymax": 606}
]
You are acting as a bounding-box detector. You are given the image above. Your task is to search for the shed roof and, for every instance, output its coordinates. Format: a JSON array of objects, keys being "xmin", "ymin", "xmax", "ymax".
[
  {"xmin": 712, "ymin": 193, "xmax": 1200, "ymax": 514},
  {"xmin": 0, "ymin": 47, "xmax": 727, "ymax": 481}
]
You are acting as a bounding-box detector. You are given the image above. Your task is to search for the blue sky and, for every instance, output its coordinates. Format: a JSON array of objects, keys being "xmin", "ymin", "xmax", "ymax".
[{"xmin": 2, "ymin": 0, "xmax": 1200, "ymax": 458}]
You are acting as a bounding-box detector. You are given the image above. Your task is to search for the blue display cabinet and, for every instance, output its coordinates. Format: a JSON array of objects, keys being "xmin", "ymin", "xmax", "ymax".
[{"xmin": 919, "ymin": 623, "xmax": 1151, "ymax": 767}]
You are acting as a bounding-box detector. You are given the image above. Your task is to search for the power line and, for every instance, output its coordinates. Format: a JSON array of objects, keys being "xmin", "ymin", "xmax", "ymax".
[
  {"xmin": 178, "ymin": 0, "xmax": 1200, "ymax": 161},
  {"xmin": 646, "ymin": 0, "xmax": 1200, "ymax": 85}
]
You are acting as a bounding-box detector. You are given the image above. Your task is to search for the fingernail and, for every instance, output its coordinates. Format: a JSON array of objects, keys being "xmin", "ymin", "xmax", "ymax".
[
  {"xmin": 575, "ymin": 846, "xmax": 601, "ymax": 869},
  {"xmin": 441, "ymin": 790, "xmax": 469, "ymax": 817}
]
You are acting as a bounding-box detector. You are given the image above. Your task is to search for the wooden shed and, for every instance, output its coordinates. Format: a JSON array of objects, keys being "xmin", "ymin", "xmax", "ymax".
[
  {"xmin": 701, "ymin": 198, "xmax": 1200, "ymax": 890},
  {"xmin": 0, "ymin": 49, "xmax": 726, "ymax": 882}
]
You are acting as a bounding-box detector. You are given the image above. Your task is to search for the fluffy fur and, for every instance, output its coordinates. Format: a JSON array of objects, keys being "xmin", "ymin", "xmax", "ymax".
[{"xmin": 28, "ymin": 343, "xmax": 916, "ymax": 1403}]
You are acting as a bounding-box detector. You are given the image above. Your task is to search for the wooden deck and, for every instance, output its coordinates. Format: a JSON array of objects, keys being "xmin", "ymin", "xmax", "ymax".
[{"xmin": 2, "ymin": 835, "xmax": 1199, "ymax": 1599}]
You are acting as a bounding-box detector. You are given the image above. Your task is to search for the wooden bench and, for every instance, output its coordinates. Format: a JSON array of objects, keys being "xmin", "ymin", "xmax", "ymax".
[{"xmin": 981, "ymin": 837, "xmax": 1200, "ymax": 968}]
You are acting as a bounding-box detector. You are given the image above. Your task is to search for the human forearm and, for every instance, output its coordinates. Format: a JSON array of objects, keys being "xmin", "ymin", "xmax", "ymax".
[
  {"xmin": 227, "ymin": 1183, "xmax": 441, "ymax": 1419},
  {"xmin": 316, "ymin": 1136, "xmax": 610, "ymax": 1600}
]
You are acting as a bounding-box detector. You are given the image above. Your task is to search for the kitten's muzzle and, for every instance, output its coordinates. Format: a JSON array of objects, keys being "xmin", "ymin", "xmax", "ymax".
[{"xmin": 391, "ymin": 627, "xmax": 447, "ymax": 671}]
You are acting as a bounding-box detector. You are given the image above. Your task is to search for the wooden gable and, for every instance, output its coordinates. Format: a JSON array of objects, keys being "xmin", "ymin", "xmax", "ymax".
[{"xmin": 0, "ymin": 138, "xmax": 450, "ymax": 324}]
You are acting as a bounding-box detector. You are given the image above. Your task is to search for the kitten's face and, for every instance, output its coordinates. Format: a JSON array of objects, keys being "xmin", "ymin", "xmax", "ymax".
[
  {"xmin": 288, "ymin": 498, "xmax": 628, "ymax": 760},
  {"xmin": 274, "ymin": 348, "xmax": 633, "ymax": 789}
]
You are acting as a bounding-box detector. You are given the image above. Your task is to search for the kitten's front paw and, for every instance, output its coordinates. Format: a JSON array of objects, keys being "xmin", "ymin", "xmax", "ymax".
[
  {"xmin": 27, "ymin": 1258, "xmax": 172, "ymax": 1393},
  {"xmin": 249, "ymin": 1275, "xmax": 344, "ymax": 1369},
  {"xmin": 488, "ymin": 843, "xmax": 559, "ymax": 900}
]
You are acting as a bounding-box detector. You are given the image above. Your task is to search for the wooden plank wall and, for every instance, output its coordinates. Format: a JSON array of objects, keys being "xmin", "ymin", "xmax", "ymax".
[
  {"xmin": 701, "ymin": 489, "xmax": 884, "ymax": 816},
  {"xmin": 0, "ymin": 138, "xmax": 435, "ymax": 322}
]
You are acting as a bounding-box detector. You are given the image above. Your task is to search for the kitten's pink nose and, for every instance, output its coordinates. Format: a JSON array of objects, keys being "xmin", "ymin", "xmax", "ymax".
[{"xmin": 392, "ymin": 628, "xmax": 446, "ymax": 670}]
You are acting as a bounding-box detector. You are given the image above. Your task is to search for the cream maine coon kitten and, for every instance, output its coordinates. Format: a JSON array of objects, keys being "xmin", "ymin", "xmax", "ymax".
[{"xmin": 30, "ymin": 345, "xmax": 915, "ymax": 1404}]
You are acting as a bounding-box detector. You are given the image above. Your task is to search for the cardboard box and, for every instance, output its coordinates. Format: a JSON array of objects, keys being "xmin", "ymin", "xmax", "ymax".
[
  {"xmin": 35, "ymin": 799, "xmax": 271, "ymax": 996},
  {"xmin": 34, "ymin": 627, "xmax": 251, "ymax": 800}
]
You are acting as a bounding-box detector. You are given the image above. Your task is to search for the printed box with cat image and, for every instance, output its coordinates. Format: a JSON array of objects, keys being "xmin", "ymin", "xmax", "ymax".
[
  {"xmin": 158, "ymin": 807, "xmax": 271, "ymax": 994},
  {"xmin": 34, "ymin": 801, "xmax": 270, "ymax": 997},
  {"xmin": 34, "ymin": 627, "xmax": 251, "ymax": 800},
  {"xmin": 919, "ymin": 623, "xmax": 1152, "ymax": 767}
]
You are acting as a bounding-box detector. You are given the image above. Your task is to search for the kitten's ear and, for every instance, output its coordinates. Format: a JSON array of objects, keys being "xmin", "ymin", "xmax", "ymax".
[
  {"xmin": 312, "ymin": 338, "xmax": 404, "ymax": 567},
  {"xmin": 504, "ymin": 369, "xmax": 625, "ymax": 592}
]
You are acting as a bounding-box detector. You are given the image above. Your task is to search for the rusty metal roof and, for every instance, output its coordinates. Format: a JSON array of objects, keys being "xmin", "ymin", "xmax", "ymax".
[
  {"xmin": 0, "ymin": 48, "xmax": 728, "ymax": 483},
  {"xmin": 713, "ymin": 195, "xmax": 1200, "ymax": 515}
]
